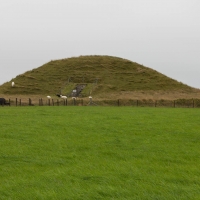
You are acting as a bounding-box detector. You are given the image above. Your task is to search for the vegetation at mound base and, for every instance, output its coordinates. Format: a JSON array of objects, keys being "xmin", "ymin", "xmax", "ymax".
[{"xmin": 0, "ymin": 55, "xmax": 197, "ymax": 98}]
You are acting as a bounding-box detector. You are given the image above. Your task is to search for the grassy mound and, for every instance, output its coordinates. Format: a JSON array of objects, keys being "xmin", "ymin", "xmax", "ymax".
[{"xmin": 0, "ymin": 55, "xmax": 196, "ymax": 98}]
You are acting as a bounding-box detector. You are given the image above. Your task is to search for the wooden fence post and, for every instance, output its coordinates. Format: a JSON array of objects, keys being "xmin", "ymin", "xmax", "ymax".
[
  {"xmin": 29, "ymin": 98, "xmax": 31, "ymax": 106},
  {"xmin": 73, "ymin": 98, "xmax": 76, "ymax": 106},
  {"xmin": 117, "ymin": 99, "xmax": 120, "ymax": 106}
]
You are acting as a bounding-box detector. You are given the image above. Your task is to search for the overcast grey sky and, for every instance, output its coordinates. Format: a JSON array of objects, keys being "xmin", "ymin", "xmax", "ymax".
[{"xmin": 0, "ymin": 0, "xmax": 199, "ymax": 88}]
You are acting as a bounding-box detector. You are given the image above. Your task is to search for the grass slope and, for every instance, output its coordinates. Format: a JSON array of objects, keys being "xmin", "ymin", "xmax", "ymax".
[
  {"xmin": 0, "ymin": 56, "xmax": 196, "ymax": 98},
  {"xmin": 0, "ymin": 107, "xmax": 200, "ymax": 199}
]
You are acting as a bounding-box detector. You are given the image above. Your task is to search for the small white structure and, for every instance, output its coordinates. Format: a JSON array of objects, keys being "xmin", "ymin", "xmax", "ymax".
[
  {"xmin": 60, "ymin": 95, "xmax": 67, "ymax": 99},
  {"xmin": 87, "ymin": 96, "xmax": 97, "ymax": 106},
  {"xmin": 11, "ymin": 82, "xmax": 15, "ymax": 87},
  {"xmin": 47, "ymin": 96, "xmax": 51, "ymax": 99}
]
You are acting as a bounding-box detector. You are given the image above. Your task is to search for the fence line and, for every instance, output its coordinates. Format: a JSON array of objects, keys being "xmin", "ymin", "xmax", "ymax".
[{"xmin": 1, "ymin": 98, "xmax": 200, "ymax": 108}]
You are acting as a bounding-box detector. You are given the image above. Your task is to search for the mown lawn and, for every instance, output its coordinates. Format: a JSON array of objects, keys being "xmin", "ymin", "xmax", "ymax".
[{"xmin": 0, "ymin": 106, "xmax": 200, "ymax": 199}]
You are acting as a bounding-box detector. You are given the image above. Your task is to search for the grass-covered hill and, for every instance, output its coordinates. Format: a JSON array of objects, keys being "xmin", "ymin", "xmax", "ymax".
[{"xmin": 0, "ymin": 55, "xmax": 197, "ymax": 98}]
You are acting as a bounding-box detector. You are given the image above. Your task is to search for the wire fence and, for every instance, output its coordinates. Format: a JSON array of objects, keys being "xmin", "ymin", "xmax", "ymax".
[{"xmin": 1, "ymin": 98, "xmax": 200, "ymax": 108}]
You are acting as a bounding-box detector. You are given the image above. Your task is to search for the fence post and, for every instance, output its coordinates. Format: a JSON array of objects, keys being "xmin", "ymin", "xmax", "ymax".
[
  {"xmin": 29, "ymin": 98, "xmax": 31, "ymax": 106},
  {"xmin": 73, "ymin": 98, "xmax": 76, "ymax": 106},
  {"xmin": 40, "ymin": 98, "xmax": 42, "ymax": 106},
  {"xmin": 117, "ymin": 99, "xmax": 120, "ymax": 106}
]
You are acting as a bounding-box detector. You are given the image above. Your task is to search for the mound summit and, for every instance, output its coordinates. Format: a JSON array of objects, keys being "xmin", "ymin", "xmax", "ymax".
[{"xmin": 0, "ymin": 55, "xmax": 198, "ymax": 99}]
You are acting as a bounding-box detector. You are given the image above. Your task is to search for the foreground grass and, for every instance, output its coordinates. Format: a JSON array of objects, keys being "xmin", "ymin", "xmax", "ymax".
[{"xmin": 0, "ymin": 107, "xmax": 200, "ymax": 199}]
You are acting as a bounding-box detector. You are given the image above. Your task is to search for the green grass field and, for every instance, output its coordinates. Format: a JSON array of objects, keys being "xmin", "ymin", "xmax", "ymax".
[{"xmin": 0, "ymin": 107, "xmax": 200, "ymax": 199}]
